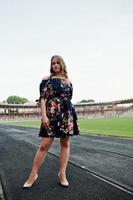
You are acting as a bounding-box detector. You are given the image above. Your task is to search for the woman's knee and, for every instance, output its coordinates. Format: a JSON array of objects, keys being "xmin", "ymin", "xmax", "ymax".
[
  {"xmin": 39, "ymin": 138, "xmax": 53, "ymax": 152},
  {"xmin": 60, "ymin": 138, "xmax": 70, "ymax": 148},
  {"xmin": 39, "ymin": 143, "xmax": 50, "ymax": 152}
]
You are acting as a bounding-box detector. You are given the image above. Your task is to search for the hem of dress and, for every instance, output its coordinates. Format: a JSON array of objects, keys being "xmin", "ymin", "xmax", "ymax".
[
  {"xmin": 38, "ymin": 134, "xmax": 74, "ymax": 138},
  {"xmin": 38, "ymin": 135, "xmax": 73, "ymax": 138}
]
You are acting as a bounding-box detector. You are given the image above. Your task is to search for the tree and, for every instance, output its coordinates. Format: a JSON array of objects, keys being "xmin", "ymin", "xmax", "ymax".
[
  {"xmin": 79, "ymin": 99, "xmax": 95, "ymax": 103},
  {"xmin": 7, "ymin": 96, "xmax": 28, "ymax": 104},
  {"xmin": 87, "ymin": 99, "xmax": 95, "ymax": 103},
  {"xmin": 79, "ymin": 99, "xmax": 88, "ymax": 103}
]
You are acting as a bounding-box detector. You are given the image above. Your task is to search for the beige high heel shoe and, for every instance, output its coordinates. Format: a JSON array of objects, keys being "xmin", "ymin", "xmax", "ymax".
[
  {"xmin": 23, "ymin": 174, "xmax": 38, "ymax": 189},
  {"xmin": 58, "ymin": 172, "xmax": 69, "ymax": 187}
]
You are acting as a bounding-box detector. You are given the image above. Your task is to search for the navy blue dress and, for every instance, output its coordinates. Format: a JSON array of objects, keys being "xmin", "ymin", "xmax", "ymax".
[{"xmin": 39, "ymin": 77, "xmax": 80, "ymax": 138}]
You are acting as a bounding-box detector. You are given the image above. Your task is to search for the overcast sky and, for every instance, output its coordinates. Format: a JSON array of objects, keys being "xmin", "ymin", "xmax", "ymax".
[{"xmin": 0, "ymin": 0, "xmax": 133, "ymax": 104}]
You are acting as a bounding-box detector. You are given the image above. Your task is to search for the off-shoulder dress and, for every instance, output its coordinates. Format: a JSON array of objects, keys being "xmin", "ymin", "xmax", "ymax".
[{"xmin": 39, "ymin": 77, "xmax": 80, "ymax": 138}]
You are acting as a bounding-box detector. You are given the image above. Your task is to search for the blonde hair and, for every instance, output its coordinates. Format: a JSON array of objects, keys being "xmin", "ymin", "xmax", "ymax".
[{"xmin": 50, "ymin": 55, "xmax": 68, "ymax": 79}]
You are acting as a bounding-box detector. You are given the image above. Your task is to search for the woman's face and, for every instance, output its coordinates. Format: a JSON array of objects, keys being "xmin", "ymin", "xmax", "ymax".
[{"xmin": 51, "ymin": 58, "xmax": 62, "ymax": 73}]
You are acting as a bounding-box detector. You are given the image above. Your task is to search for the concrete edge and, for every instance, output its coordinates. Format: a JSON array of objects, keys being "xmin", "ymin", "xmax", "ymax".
[{"xmin": 0, "ymin": 179, "xmax": 5, "ymax": 200}]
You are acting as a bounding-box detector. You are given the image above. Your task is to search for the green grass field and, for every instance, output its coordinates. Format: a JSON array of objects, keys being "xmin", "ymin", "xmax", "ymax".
[
  {"xmin": 1, "ymin": 117, "xmax": 133, "ymax": 138},
  {"xmin": 79, "ymin": 117, "xmax": 133, "ymax": 138}
]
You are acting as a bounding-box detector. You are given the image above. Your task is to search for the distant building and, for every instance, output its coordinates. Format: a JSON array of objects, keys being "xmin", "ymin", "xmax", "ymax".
[{"xmin": 0, "ymin": 98, "xmax": 133, "ymax": 120}]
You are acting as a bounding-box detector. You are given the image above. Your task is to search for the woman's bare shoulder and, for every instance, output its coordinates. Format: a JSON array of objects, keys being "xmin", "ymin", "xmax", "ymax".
[
  {"xmin": 42, "ymin": 76, "xmax": 50, "ymax": 81},
  {"xmin": 66, "ymin": 78, "xmax": 72, "ymax": 84}
]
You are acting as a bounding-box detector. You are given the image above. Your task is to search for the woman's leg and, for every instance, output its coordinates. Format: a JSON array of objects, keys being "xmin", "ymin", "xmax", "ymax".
[
  {"xmin": 24, "ymin": 137, "xmax": 54, "ymax": 184},
  {"xmin": 59, "ymin": 137, "xmax": 71, "ymax": 184}
]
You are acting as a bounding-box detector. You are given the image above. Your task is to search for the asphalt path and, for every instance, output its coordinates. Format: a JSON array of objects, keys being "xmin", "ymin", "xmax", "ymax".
[{"xmin": 0, "ymin": 124, "xmax": 133, "ymax": 200}]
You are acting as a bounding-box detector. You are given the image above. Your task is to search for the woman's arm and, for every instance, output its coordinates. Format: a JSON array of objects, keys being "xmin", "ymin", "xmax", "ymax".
[{"xmin": 40, "ymin": 98, "xmax": 49, "ymax": 128}]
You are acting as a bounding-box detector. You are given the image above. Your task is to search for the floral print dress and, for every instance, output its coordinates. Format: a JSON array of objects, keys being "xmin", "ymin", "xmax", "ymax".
[{"xmin": 39, "ymin": 77, "xmax": 80, "ymax": 138}]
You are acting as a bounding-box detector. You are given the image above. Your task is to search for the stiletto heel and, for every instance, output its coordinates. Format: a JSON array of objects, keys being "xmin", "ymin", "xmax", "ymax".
[
  {"xmin": 58, "ymin": 172, "xmax": 69, "ymax": 187},
  {"xmin": 23, "ymin": 174, "xmax": 38, "ymax": 189}
]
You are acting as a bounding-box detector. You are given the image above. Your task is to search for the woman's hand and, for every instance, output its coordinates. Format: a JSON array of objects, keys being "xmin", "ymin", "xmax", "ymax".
[
  {"xmin": 41, "ymin": 116, "xmax": 50, "ymax": 129},
  {"xmin": 40, "ymin": 98, "xmax": 49, "ymax": 128},
  {"xmin": 68, "ymin": 118, "xmax": 73, "ymax": 131}
]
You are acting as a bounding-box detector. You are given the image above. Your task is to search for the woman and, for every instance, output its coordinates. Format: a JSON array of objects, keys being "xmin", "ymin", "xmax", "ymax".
[{"xmin": 23, "ymin": 55, "xmax": 80, "ymax": 188}]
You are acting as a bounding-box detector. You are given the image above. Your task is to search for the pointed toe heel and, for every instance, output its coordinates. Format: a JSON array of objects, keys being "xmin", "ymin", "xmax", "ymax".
[
  {"xmin": 23, "ymin": 174, "xmax": 38, "ymax": 189},
  {"xmin": 58, "ymin": 172, "xmax": 69, "ymax": 187},
  {"xmin": 59, "ymin": 182, "xmax": 69, "ymax": 187}
]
